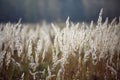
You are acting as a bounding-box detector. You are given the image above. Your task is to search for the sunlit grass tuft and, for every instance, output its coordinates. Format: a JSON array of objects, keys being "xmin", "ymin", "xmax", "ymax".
[{"xmin": 0, "ymin": 9, "xmax": 120, "ymax": 80}]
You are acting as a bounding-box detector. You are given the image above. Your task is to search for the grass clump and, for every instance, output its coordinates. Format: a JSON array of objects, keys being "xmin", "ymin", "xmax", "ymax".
[{"xmin": 0, "ymin": 9, "xmax": 120, "ymax": 80}]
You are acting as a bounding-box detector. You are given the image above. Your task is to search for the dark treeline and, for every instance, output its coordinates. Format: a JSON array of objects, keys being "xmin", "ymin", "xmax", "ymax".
[{"xmin": 0, "ymin": 0, "xmax": 120, "ymax": 23}]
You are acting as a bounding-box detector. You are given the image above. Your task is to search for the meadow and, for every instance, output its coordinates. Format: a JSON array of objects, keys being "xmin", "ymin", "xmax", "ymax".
[{"xmin": 0, "ymin": 9, "xmax": 120, "ymax": 80}]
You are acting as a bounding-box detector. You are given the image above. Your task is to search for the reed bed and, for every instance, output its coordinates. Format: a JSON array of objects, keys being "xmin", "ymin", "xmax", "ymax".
[{"xmin": 0, "ymin": 9, "xmax": 120, "ymax": 80}]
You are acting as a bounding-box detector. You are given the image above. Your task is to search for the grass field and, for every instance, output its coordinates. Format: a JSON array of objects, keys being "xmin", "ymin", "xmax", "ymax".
[{"xmin": 0, "ymin": 10, "xmax": 120, "ymax": 80}]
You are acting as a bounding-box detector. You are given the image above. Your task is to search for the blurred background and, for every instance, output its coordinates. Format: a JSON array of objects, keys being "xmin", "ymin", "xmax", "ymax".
[{"xmin": 0, "ymin": 0, "xmax": 120, "ymax": 23}]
